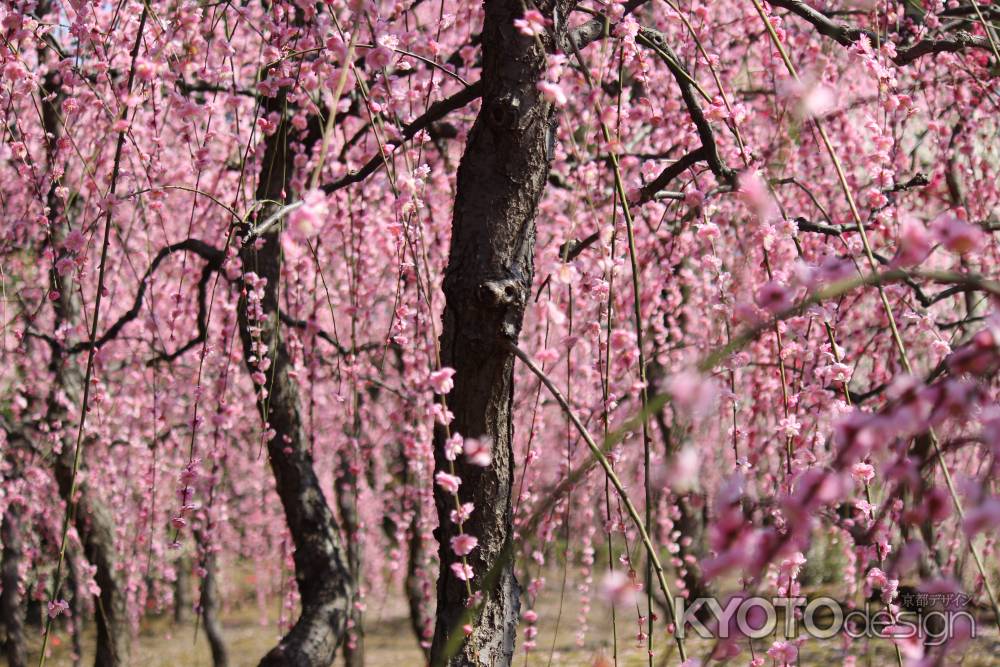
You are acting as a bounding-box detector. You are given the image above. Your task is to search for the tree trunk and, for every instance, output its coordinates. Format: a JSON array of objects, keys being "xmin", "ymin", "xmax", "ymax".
[
  {"xmin": 336, "ymin": 451, "xmax": 364, "ymax": 667},
  {"xmin": 49, "ymin": 432, "xmax": 132, "ymax": 667},
  {"xmin": 1, "ymin": 502, "xmax": 27, "ymax": 667},
  {"xmin": 67, "ymin": 555, "xmax": 85, "ymax": 667},
  {"xmin": 46, "ymin": 182, "xmax": 132, "ymax": 667},
  {"xmin": 198, "ymin": 545, "xmax": 228, "ymax": 667},
  {"xmin": 34, "ymin": 54, "xmax": 133, "ymax": 667},
  {"xmin": 429, "ymin": 2, "xmax": 574, "ymax": 665},
  {"xmin": 240, "ymin": 86, "xmax": 353, "ymax": 667},
  {"xmin": 405, "ymin": 508, "xmax": 433, "ymax": 660},
  {"xmin": 174, "ymin": 555, "xmax": 191, "ymax": 624}
]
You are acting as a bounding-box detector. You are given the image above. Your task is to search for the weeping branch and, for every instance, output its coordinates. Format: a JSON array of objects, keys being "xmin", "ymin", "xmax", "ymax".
[{"xmin": 769, "ymin": 0, "xmax": 995, "ymax": 65}]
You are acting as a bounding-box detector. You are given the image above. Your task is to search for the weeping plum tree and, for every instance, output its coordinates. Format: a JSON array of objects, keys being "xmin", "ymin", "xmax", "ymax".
[{"xmin": 2, "ymin": 0, "xmax": 1000, "ymax": 666}]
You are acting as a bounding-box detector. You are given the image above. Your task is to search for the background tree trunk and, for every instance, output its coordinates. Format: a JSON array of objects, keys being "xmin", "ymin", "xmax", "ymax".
[
  {"xmin": 48, "ymin": 418, "xmax": 133, "ymax": 667},
  {"xmin": 174, "ymin": 555, "xmax": 191, "ymax": 624},
  {"xmin": 336, "ymin": 451, "xmax": 364, "ymax": 667},
  {"xmin": 197, "ymin": 544, "xmax": 228, "ymax": 667},
  {"xmin": 430, "ymin": 2, "xmax": 575, "ymax": 665},
  {"xmin": 405, "ymin": 508, "xmax": 433, "ymax": 660},
  {"xmin": 46, "ymin": 195, "xmax": 132, "ymax": 667},
  {"xmin": 1, "ymin": 502, "xmax": 27, "ymax": 667},
  {"xmin": 240, "ymin": 86, "xmax": 354, "ymax": 667}
]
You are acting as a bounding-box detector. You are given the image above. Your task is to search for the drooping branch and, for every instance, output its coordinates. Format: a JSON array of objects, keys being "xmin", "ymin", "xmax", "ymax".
[
  {"xmin": 637, "ymin": 27, "xmax": 736, "ymax": 185},
  {"xmin": 505, "ymin": 341, "xmax": 688, "ymax": 659},
  {"xmin": 323, "ymin": 81, "xmax": 484, "ymax": 193},
  {"xmin": 700, "ymin": 269, "xmax": 1000, "ymax": 371},
  {"xmin": 148, "ymin": 261, "xmax": 217, "ymax": 365},
  {"xmin": 276, "ymin": 311, "xmax": 380, "ymax": 356},
  {"xmin": 637, "ymin": 147, "xmax": 709, "ymax": 204},
  {"xmin": 769, "ymin": 0, "xmax": 995, "ymax": 65},
  {"xmin": 63, "ymin": 239, "xmax": 223, "ymax": 355}
]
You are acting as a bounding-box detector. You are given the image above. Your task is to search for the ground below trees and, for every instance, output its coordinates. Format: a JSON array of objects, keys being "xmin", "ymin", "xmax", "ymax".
[{"xmin": 20, "ymin": 568, "xmax": 1000, "ymax": 666}]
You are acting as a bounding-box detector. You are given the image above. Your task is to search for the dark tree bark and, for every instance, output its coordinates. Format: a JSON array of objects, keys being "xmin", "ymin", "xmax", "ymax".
[
  {"xmin": 239, "ymin": 85, "xmax": 354, "ymax": 667},
  {"xmin": 196, "ymin": 542, "xmax": 228, "ymax": 667},
  {"xmin": 1, "ymin": 501, "xmax": 27, "ymax": 667},
  {"xmin": 429, "ymin": 2, "xmax": 575, "ymax": 665}
]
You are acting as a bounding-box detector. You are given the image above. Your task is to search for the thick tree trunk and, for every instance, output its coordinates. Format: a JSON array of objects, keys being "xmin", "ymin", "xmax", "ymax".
[
  {"xmin": 429, "ymin": 2, "xmax": 574, "ymax": 665},
  {"xmin": 240, "ymin": 88, "xmax": 353, "ymax": 667},
  {"xmin": 1, "ymin": 502, "xmax": 27, "ymax": 667}
]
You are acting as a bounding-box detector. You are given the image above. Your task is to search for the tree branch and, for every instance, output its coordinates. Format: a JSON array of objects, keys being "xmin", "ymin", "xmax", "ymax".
[
  {"xmin": 769, "ymin": 0, "xmax": 994, "ymax": 65},
  {"xmin": 66, "ymin": 239, "xmax": 224, "ymax": 354}
]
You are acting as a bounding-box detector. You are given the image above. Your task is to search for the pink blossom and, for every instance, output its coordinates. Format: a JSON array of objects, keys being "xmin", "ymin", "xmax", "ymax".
[
  {"xmin": 738, "ymin": 170, "xmax": 773, "ymax": 219},
  {"xmin": 513, "ymin": 10, "xmax": 547, "ymax": 37},
  {"xmin": 777, "ymin": 415, "xmax": 801, "ymax": 439},
  {"xmin": 664, "ymin": 371, "xmax": 718, "ymax": 418},
  {"xmin": 962, "ymin": 498, "xmax": 1000, "ymax": 537},
  {"xmin": 450, "ymin": 562, "xmax": 474, "ymax": 581},
  {"xmin": 428, "ymin": 367, "xmax": 456, "ymax": 394},
  {"xmin": 930, "ymin": 212, "xmax": 983, "ymax": 254},
  {"xmin": 47, "ymin": 599, "xmax": 70, "ymax": 619},
  {"xmin": 463, "ymin": 437, "xmax": 492, "ymax": 467},
  {"xmin": 135, "ymin": 58, "xmax": 158, "ymax": 82},
  {"xmin": 450, "ymin": 533, "xmax": 478, "ymax": 556},
  {"xmin": 55, "ymin": 256, "xmax": 76, "ymax": 275},
  {"xmin": 815, "ymin": 255, "xmax": 854, "ymax": 284},
  {"xmin": 892, "ymin": 217, "xmax": 933, "ymax": 267},
  {"xmin": 598, "ymin": 570, "xmax": 636, "ymax": 606},
  {"xmin": 444, "ymin": 434, "xmax": 463, "ymax": 461},
  {"xmin": 62, "ymin": 97, "xmax": 80, "ymax": 115},
  {"xmin": 435, "ymin": 471, "xmax": 462, "ymax": 495},
  {"xmin": 766, "ymin": 640, "xmax": 797, "ymax": 663},
  {"xmin": 668, "ymin": 446, "xmax": 700, "ymax": 493},
  {"xmin": 946, "ymin": 327, "xmax": 1000, "ymax": 376},
  {"xmin": 684, "ymin": 187, "xmax": 705, "ymax": 208},
  {"xmin": 799, "ymin": 83, "xmax": 834, "ymax": 117},
  {"xmin": 367, "ymin": 45, "xmax": 394, "ymax": 69},
  {"xmin": 3, "ymin": 61, "xmax": 27, "ymax": 82},
  {"xmin": 851, "ymin": 462, "xmax": 875, "ymax": 484},
  {"xmin": 450, "ymin": 502, "xmax": 474, "ymax": 525},
  {"xmin": 755, "ymin": 281, "xmax": 793, "ymax": 314},
  {"xmin": 537, "ymin": 81, "xmax": 567, "ymax": 107},
  {"xmin": 288, "ymin": 189, "xmax": 328, "ymax": 238}
]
